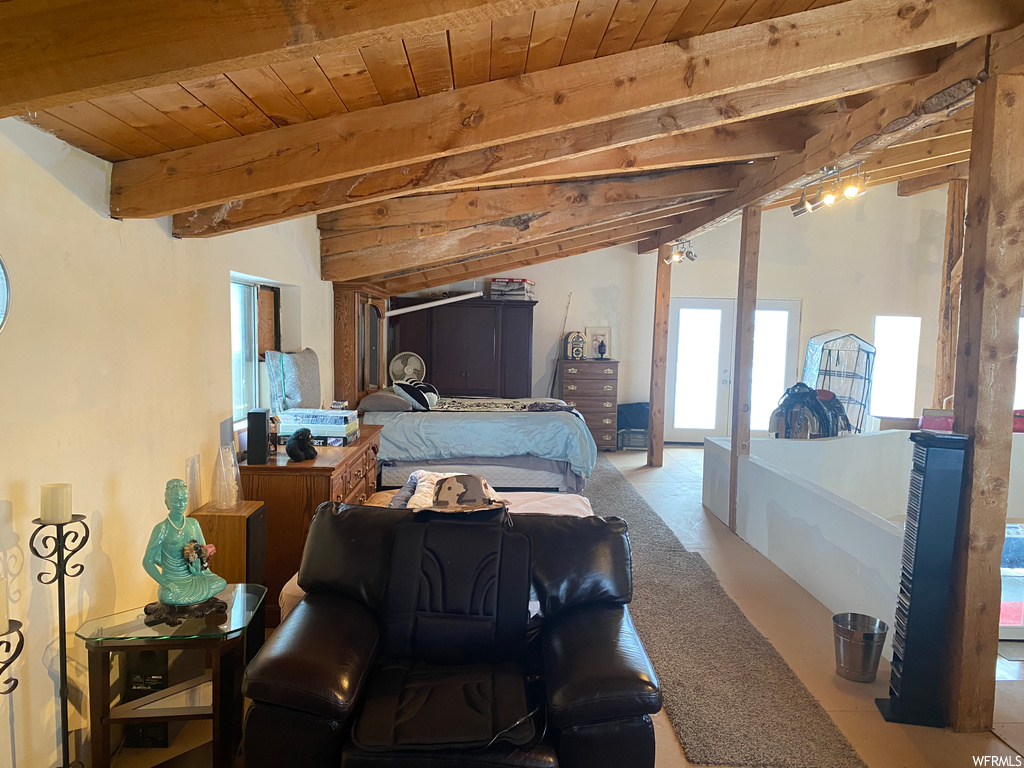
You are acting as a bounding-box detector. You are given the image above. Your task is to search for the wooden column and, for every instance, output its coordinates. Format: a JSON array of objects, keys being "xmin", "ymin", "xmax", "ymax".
[
  {"xmin": 647, "ymin": 244, "xmax": 673, "ymax": 467},
  {"xmin": 933, "ymin": 179, "xmax": 968, "ymax": 408},
  {"xmin": 729, "ymin": 207, "xmax": 762, "ymax": 532},
  {"xmin": 946, "ymin": 72, "xmax": 1024, "ymax": 732}
]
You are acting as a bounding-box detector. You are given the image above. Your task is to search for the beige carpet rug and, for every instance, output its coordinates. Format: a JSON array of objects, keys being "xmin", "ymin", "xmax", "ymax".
[{"xmin": 582, "ymin": 456, "xmax": 867, "ymax": 768}]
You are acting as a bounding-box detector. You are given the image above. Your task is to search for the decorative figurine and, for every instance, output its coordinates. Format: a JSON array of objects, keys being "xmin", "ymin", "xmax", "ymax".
[
  {"xmin": 142, "ymin": 479, "xmax": 227, "ymax": 625},
  {"xmin": 286, "ymin": 427, "xmax": 318, "ymax": 462},
  {"xmin": 597, "ymin": 339, "xmax": 607, "ymax": 360}
]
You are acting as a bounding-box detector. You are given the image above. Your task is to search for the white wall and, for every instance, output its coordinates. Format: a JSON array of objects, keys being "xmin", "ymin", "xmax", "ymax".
[
  {"xmin": 677, "ymin": 185, "xmax": 947, "ymax": 416},
  {"xmin": 0, "ymin": 118, "xmax": 333, "ymax": 768},
  {"xmin": 423, "ymin": 184, "xmax": 947, "ymax": 416},
  {"xmin": 412, "ymin": 244, "xmax": 658, "ymax": 402},
  {"xmin": 748, "ymin": 431, "xmax": 915, "ymax": 522},
  {"xmin": 704, "ymin": 439, "xmax": 904, "ymax": 655}
]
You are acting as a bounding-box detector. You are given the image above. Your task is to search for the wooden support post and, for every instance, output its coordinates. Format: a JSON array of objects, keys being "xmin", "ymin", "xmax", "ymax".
[
  {"xmin": 933, "ymin": 180, "xmax": 968, "ymax": 407},
  {"xmin": 647, "ymin": 245, "xmax": 673, "ymax": 467},
  {"xmin": 729, "ymin": 207, "xmax": 762, "ymax": 532},
  {"xmin": 947, "ymin": 72, "xmax": 1024, "ymax": 732}
]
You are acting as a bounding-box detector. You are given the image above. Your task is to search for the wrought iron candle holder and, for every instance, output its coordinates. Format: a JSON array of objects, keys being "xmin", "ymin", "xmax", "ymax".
[
  {"xmin": 0, "ymin": 619, "xmax": 24, "ymax": 694},
  {"xmin": 31, "ymin": 514, "xmax": 89, "ymax": 768}
]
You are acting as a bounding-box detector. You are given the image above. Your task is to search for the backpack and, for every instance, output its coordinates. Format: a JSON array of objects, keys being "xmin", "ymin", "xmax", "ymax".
[{"xmin": 769, "ymin": 383, "xmax": 851, "ymax": 439}]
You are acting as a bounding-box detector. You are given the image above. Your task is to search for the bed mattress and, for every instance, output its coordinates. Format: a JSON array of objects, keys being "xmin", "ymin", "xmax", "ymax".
[{"xmin": 380, "ymin": 455, "xmax": 584, "ymax": 492}]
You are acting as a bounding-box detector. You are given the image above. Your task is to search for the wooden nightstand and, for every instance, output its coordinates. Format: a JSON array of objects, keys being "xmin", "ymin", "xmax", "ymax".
[{"xmin": 560, "ymin": 359, "xmax": 619, "ymax": 452}]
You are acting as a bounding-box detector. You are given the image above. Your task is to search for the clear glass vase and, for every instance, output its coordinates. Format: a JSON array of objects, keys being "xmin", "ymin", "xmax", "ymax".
[{"xmin": 211, "ymin": 445, "xmax": 242, "ymax": 510}]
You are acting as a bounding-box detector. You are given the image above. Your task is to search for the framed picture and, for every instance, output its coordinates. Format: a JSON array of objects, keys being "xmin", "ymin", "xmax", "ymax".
[{"xmin": 586, "ymin": 326, "xmax": 611, "ymax": 359}]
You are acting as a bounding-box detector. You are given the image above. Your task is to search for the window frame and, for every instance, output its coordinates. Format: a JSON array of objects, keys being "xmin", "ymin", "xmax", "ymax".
[{"xmin": 230, "ymin": 277, "xmax": 282, "ymax": 424}]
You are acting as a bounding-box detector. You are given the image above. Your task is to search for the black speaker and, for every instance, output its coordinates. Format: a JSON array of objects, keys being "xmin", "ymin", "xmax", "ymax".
[{"xmin": 247, "ymin": 408, "xmax": 271, "ymax": 464}]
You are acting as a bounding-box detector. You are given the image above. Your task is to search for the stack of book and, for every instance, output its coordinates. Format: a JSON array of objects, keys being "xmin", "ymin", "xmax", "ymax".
[
  {"xmin": 488, "ymin": 278, "xmax": 536, "ymax": 301},
  {"xmin": 276, "ymin": 408, "xmax": 360, "ymax": 446}
]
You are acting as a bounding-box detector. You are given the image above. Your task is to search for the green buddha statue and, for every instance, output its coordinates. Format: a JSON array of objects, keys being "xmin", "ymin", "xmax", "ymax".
[{"xmin": 143, "ymin": 479, "xmax": 227, "ymax": 607}]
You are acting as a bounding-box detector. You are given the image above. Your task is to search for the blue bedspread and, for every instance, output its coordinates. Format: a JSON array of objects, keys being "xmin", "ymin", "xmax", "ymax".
[{"xmin": 361, "ymin": 409, "xmax": 598, "ymax": 477}]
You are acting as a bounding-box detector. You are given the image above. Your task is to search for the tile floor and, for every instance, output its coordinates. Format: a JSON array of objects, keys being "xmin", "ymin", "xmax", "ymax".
[{"xmin": 607, "ymin": 445, "xmax": 1024, "ymax": 768}]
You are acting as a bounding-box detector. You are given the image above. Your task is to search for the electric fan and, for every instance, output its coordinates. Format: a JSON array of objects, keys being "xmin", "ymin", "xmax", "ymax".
[{"xmin": 388, "ymin": 351, "xmax": 426, "ymax": 384}]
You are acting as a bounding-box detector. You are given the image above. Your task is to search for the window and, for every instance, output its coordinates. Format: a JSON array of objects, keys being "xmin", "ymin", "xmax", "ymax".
[
  {"xmin": 230, "ymin": 279, "xmax": 281, "ymax": 422},
  {"xmin": 870, "ymin": 315, "xmax": 922, "ymax": 417},
  {"xmin": 750, "ymin": 309, "xmax": 792, "ymax": 431},
  {"xmin": 1014, "ymin": 316, "xmax": 1024, "ymax": 410}
]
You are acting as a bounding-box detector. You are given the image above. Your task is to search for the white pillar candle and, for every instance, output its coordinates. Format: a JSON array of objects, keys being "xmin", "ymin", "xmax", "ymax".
[
  {"xmin": 40, "ymin": 483, "xmax": 73, "ymax": 524},
  {"xmin": 0, "ymin": 577, "xmax": 7, "ymax": 634}
]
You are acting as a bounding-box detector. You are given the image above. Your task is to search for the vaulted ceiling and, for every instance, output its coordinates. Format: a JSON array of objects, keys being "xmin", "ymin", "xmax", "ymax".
[{"xmin": 5, "ymin": 0, "xmax": 1023, "ymax": 294}]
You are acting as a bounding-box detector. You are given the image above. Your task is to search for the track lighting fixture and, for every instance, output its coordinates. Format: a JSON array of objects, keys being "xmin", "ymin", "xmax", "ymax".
[
  {"xmin": 664, "ymin": 241, "xmax": 697, "ymax": 265},
  {"xmin": 790, "ymin": 163, "xmax": 867, "ymax": 217}
]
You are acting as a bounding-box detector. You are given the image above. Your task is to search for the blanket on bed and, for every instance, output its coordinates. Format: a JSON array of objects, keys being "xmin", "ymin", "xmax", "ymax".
[
  {"xmin": 430, "ymin": 397, "xmax": 580, "ymax": 415},
  {"xmin": 360, "ymin": 409, "xmax": 598, "ymax": 477}
]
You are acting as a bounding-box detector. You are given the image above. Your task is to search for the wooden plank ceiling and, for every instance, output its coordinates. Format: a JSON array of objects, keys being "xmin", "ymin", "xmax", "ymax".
[
  {"xmin": 11, "ymin": 0, "xmax": 1023, "ymax": 295},
  {"xmin": 22, "ymin": 0, "xmax": 858, "ymax": 162}
]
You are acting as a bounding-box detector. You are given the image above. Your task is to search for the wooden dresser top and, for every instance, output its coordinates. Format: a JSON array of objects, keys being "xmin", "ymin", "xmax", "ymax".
[{"xmin": 240, "ymin": 424, "xmax": 381, "ymax": 475}]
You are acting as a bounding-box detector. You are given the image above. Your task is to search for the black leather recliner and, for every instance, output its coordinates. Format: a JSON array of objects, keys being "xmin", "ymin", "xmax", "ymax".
[{"xmin": 242, "ymin": 504, "xmax": 662, "ymax": 768}]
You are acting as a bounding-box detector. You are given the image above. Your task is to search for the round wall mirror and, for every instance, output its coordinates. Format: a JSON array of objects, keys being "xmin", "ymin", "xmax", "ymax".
[{"xmin": 0, "ymin": 255, "xmax": 9, "ymax": 335}]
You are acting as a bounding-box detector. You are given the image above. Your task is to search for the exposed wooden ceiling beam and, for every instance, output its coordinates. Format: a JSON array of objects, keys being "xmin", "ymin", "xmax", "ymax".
[
  {"xmin": 897, "ymin": 161, "xmax": 971, "ymax": 196},
  {"xmin": 376, "ymin": 210, "xmax": 703, "ymax": 294},
  {"xmin": 991, "ymin": 22, "xmax": 1024, "ymax": 74},
  {"xmin": 437, "ymin": 114, "xmax": 839, "ymax": 188},
  {"xmin": 765, "ymin": 132, "xmax": 973, "ymax": 206},
  {"xmin": 1, "ymin": 0, "xmax": 573, "ymax": 118},
  {"xmin": 356, "ymin": 202, "xmax": 719, "ymax": 284},
  {"xmin": 639, "ymin": 34, "xmax": 992, "ymax": 251},
  {"xmin": 318, "ymin": 167, "xmax": 741, "ymax": 232},
  {"xmin": 174, "ymin": 53, "xmax": 935, "ymax": 237},
  {"xmin": 766, "ymin": 151, "xmax": 973, "ymax": 208},
  {"xmin": 322, "ymin": 194, "xmax": 718, "ymax": 282},
  {"xmin": 112, "ymin": 0, "xmax": 1016, "ymax": 220}
]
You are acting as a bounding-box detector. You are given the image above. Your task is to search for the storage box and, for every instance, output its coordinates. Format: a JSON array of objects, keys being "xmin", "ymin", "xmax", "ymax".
[{"xmin": 617, "ymin": 428, "xmax": 647, "ymax": 451}]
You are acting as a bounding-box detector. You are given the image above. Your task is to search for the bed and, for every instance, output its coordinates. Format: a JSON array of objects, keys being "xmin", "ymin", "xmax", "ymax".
[
  {"xmin": 360, "ymin": 397, "xmax": 598, "ymax": 492},
  {"xmin": 278, "ymin": 487, "xmax": 594, "ymax": 620}
]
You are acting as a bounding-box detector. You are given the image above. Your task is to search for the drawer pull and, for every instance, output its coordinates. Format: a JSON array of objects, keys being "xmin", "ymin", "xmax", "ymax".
[
  {"xmin": 568, "ymin": 367, "xmax": 578, "ymax": 374},
  {"xmin": 567, "ymin": 401, "xmax": 576, "ymax": 407},
  {"xmin": 359, "ymin": 493, "xmax": 367, "ymax": 504},
  {"xmin": 567, "ymin": 384, "xmax": 577, "ymax": 391},
  {"xmin": 601, "ymin": 435, "xmax": 612, "ymax": 441},
  {"xmin": 604, "ymin": 368, "xmax": 614, "ymax": 374},
  {"xmin": 603, "ymin": 384, "xmax": 613, "ymax": 391},
  {"xmin": 603, "ymin": 418, "xmax": 612, "ymax": 425},
  {"xmin": 603, "ymin": 402, "xmax": 612, "ymax": 408},
  {"xmin": 355, "ymin": 467, "xmax": 365, "ymax": 479}
]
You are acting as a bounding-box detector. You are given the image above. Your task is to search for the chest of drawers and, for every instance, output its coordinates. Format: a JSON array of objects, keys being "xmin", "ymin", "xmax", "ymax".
[
  {"xmin": 559, "ymin": 360, "xmax": 618, "ymax": 451},
  {"xmin": 240, "ymin": 424, "xmax": 381, "ymax": 625}
]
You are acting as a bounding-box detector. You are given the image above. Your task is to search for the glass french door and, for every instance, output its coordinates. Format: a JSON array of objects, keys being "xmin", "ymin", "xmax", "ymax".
[{"xmin": 665, "ymin": 298, "xmax": 801, "ymax": 443}]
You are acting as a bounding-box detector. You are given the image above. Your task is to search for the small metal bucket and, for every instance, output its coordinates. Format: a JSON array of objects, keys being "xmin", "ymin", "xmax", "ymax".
[{"xmin": 832, "ymin": 613, "xmax": 888, "ymax": 683}]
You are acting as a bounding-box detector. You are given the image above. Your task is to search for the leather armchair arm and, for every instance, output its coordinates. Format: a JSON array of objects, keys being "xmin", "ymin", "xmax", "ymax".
[
  {"xmin": 543, "ymin": 604, "xmax": 661, "ymax": 728},
  {"xmin": 243, "ymin": 593, "xmax": 379, "ymax": 724}
]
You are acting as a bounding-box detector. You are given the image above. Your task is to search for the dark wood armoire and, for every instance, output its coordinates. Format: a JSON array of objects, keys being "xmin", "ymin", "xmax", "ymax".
[{"xmin": 388, "ymin": 297, "xmax": 536, "ymax": 398}]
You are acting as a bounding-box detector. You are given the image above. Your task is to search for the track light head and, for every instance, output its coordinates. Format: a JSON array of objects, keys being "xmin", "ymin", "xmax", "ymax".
[
  {"xmin": 792, "ymin": 187, "xmax": 809, "ymax": 217},
  {"xmin": 804, "ymin": 183, "xmax": 826, "ymax": 213}
]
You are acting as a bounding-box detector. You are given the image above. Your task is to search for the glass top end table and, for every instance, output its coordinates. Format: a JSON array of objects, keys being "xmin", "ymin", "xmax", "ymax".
[
  {"xmin": 76, "ymin": 583, "xmax": 266, "ymax": 643},
  {"xmin": 80, "ymin": 584, "xmax": 266, "ymax": 768}
]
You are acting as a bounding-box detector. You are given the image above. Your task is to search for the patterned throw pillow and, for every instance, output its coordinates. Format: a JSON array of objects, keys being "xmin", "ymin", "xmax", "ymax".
[{"xmin": 394, "ymin": 381, "xmax": 439, "ymax": 411}]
